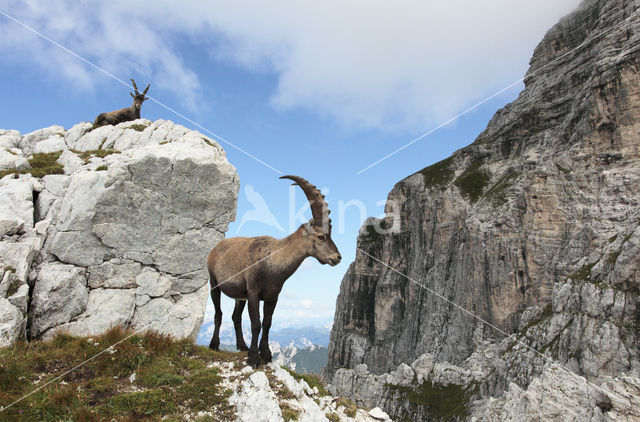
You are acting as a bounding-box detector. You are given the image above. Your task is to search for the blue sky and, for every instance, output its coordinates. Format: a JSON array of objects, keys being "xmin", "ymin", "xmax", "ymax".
[{"xmin": 0, "ymin": 1, "xmax": 581, "ymax": 340}]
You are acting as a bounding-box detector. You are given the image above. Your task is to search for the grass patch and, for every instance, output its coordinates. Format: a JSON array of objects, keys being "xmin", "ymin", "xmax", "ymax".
[
  {"xmin": 280, "ymin": 403, "xmax": 300, "ymax": 421},
  {"xmin": 0, "ymin": 152, "xmax": 66, "ymax": 179},
  {"xmin": 454, "ymin": 159, "xmax": 491, "ymax": 203},
  {"xmin": 106, "ymin": 389, "xmax": 177, "ymax": 417},
  {"xmin": 415, "ymin": 156, "xmax": 454, "ymax": 189},
  {"xmin": 4, "ymin": 148, "xmax": 17, "ymax": 156},
  {"xmin": 326, "ymin": 412, "xmax": 340, "ymax": 422},
  {"xmin": 159, "ymin": 140, "xmax": 169, "ymax": 145},
  {"xmin": 126, "ymin": 124, "xmax": 148, "ymax": 132},
  {"xmin": 5, "ymin": 279, "xmax": 22, "ymax": 298},
  {"xmin": 336, "ymin": 397, "xmax": 358, "ymax": 417},
  {"xmin": 386, "ymin": 381, "xmax": 473, "ymax": 420},
  {"xmin": 70, "ymin": 149, "xmax": 120, "ymax": 164},
  {"xmin": 3, "ymin": 265, "xmax": 16, "ymax": 274},
  {"xmin": 555, "ymin": 163, "xmax": 571, "ymax": 174},
  {"xmin": 483, "ymin": 170, "xmax": 519, "ymax": 206},
  {"xmin": 360, "ymin": 221, "xmax": 384, "ymax": 243},
  {"xmin": 569, "ymin": 261, "xmax": 598, "ymax": 282},
  {"xmin": 281, "ymin": 366, "xmax": 330, "ymax": 396},
  {"xmin": 0, "ymin": 327, "xmax": 236, "ymax": 421},
  {"xmin": 95, "ymin": 165, "xmax": 108, "ymax": 171},
  {"xmin": 505, "ymin": 303, "xmax": 553, "ymax": 353}
]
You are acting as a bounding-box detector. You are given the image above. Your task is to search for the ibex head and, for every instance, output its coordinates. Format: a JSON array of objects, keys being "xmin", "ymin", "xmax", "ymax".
[
  {"xmin": 280, "ymin": 175, "xmax": 342, "ymax": 266},
  {"xmin": 130, "ymin": 78, "xmax": 150, "ymax": 110}
]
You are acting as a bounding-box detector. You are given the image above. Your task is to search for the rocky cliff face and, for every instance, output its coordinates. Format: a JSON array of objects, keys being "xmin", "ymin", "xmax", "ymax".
[
  {"xmin": 327, "ymin": 0, "xmax": 640, "ymax": 420},
  {"xmin": 0, "ymin": 119, "xmax": 238, "ymax": 346}
]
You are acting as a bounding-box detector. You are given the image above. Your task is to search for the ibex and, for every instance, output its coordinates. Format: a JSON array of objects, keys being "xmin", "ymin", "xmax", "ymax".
[
  {"xmin": 207, "ymin": 175, "xmax": 342, "ymax": 368},
  {"xmin": 93, "ymin": 79, "xmax": 150, "ymax": 126}
]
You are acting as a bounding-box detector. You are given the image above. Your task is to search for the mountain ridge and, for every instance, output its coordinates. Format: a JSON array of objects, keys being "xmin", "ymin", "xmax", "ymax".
[{"xmin": 326, "ymin": 0, "xmax": 640, "ymax": 420}]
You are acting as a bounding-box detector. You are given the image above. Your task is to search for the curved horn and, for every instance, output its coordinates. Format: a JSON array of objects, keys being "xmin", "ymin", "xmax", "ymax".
[
  {"xmin": 131, "ymin": 78, "xmax": 140, "ymax": 95},
  {"xmin": 280, "ymin": 175, "xmax": 331, "ymax": 233},
  {"xmin": 142, "ymin": 84, "xmax": 150, "ymax": 96}
]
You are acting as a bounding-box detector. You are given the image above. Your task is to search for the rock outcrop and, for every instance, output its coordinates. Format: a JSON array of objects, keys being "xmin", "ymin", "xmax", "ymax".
[
  {"xmin": 0, "ymin": 119, "xmax": 238, "ymax": 346},
  {"xmin": 213, "ymin": 361, "xmax": 390, "ymax": 422},
  {"xmin": 327, "ymin": 0, "xmax": 640, "ymax": 420}
]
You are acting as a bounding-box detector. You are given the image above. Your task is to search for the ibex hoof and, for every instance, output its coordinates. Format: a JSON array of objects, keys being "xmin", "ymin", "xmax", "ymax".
[
  {"xmin": 248, "ymin": 350, "xmax": 260, "ymax": 368},
  {"xmin": 259, "ymin": 349, "xmax": 272, "ymax": 364}
]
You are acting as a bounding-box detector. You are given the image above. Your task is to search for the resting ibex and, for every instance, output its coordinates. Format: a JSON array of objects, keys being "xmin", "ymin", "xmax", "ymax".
[
  {"xmin": 94, "ymin": 79, "xmax": 150, "ymax": 126},
  {"xmin": 207, "ymin": 175, "xmax": 342, "ymax": 368}
]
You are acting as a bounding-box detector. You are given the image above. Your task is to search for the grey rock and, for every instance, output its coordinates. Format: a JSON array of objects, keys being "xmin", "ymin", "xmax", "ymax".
[
  {"xmin": 7, "ymin": 283, "xmax": 29, "ymax": 313},
  {"xmin": 0, "ymin": 130, "xmax": 21, "ymax": 150},
  {"xmin": 0, "ymin": 240, "xmax": 38, "ymax": 283},
  {"xmin": 14, "ymin": 156, "xmax": 31, "ymax": 172},
  {"xmin": 20, "ymin": 125, "xmax": 65, "ymax": 154},
  {"xmin": 327, "ymin": 1, "xmax": 640, "ymax": 421},
  {"xmin": 0, "ymin": 148, "xmax": 18, "ymax": 171},
  {"xmin": 135, "ymin": 269, "xmax": 171, "ymax": 297},
  {"xmin": 0, "ymin": 118, "xmax": 237, "ymax": 346},
  {"xmin": 30, "ymin": 262, "xmax": 88, "ymax": 337},
  {"xmin": 48, "ymin": 288, "xmax": 136, "ymax": 338},
  {"xmin": 0, "ymin": 176, "xmax": 33, "ymax": 237},
  {"xmin": 33, "ymin": 135, "xmax": 66, "ymax": 154},
  {"xmin": 132, "ymin": 283, "xmax": 208, "ymax": 340},
  {"xmin": 0, "ymin": 298, "xmax": 23, "ymax": 347},
  {"xmin": 70, "ymin": 124, "xmax": 116, "ymax": 151},
  {"xmin": 88, "ymin": 260, "xmax": 141, "ymax": 289},
  {"xmin": 369, "ymin": 407, "xmax": 390, "ymax": 421},
  {"xmin": 385, "ymin": 363, "xmax": 414, "ymax": 387},
  {"xmin": 230, "ymin": 370, "xmax": 282, "ymax": 422},
  {"xmin": 57, "ymin": 149, "xmax": 84, "ymax": 175},
  {"xmin": 63, "ymin": 122, "xmax": 93, "ymax": 147},
  {"xmin": 410, "ymin": 354, "xmax": 434, "ymax": 383}
]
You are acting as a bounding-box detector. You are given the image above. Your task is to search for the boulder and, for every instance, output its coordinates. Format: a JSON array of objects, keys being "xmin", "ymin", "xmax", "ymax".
[
  {"xmin": 0, "ymin": 298, "xmax": 23, "ymax": 347},
  {"xmin": 0, "ymin": 119, "xmax": 238, "ymax": 346},
  {"xmin": 30, "ymin": 262, "xmax": 88, "ymax": 337},
  {"xmin": 0, "ymin": 176, "xmax": 33, "ymax": 237},
  {"xmin": 48, "ymin": 288, "xmax": 136, "ymax": 338}
]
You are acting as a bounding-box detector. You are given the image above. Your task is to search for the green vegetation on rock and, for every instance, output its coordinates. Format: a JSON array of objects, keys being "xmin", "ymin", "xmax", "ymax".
[
  {"xmin": 483, "ymin": 170, "xmax": 519, "ymax": 206},
  {"xmin": 126, "ymin": 124, "xmax": 148, "ymax": 132},
  {"xmin": 454, "ymin": 160, "xmax": 491, "ymax": 203},
  {"xmin": 416, "ymin": 156, "xmax": 455, "ymax": 189},
  {"xmin": 0, "ymin": 152, "xmax": 65, "ymax": 179},
  {"xmin": 281, "ymin": 366, "xmax": 330, "ymax": 396},
  {"xmin": 570, "ymin": 261, "xmax": 597, "ymax": 282},
  {"xmin": 386, "ymin": 380, "xmax": 474, "ymax": 419},
  {"xmin": 0, "ymin": 327, "xmax": 237, "ymax": 421},
  {"xmin": 326, "ymin": 412, "xmax": 340, "ymax": 422},
  {"xmin": 335, "ymin": 397, "xmax": 358, "ymax": 417},
  {"xmin": 281, "ymin": 404, "xmax": 300, "ymax": 421},
  {"xmin": 71, "ymin": 149, "xmax": 120, "ymax": 164},
  {"xmin": 359, "ymin": 221, "xmax": 387, "ymax": 244},
  {"xmin": 5, "ymin": 279, "xmax": 22, "ymax": 298}
]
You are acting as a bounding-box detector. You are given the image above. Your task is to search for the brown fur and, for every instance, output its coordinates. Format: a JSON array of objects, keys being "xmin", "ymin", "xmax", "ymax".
[
  {"xmin": 207, "ymin": 176, "xmax": 341, "ymax": 368},
  {"xmin": 94, "ymin": 78, "xmax": 150, "ymax": 126}
]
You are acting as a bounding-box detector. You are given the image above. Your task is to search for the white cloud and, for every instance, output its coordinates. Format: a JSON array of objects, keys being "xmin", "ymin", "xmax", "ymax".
[
  {"xmin": 0, "ymin": 0, "xmax": 582, "ymax": 128},
  {"xmin": 0, "ymin": 0, "xmax": 201, "ymax": 110},
  {"xmin": 163, "ymin": 0, "xmax": 582, "ymax": 129}
]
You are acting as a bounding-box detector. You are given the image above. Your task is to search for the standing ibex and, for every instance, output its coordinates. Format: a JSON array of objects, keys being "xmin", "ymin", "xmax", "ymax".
[
  {"xmin": 207, "ymin": 175, "xmax": 342, "ymax": 368},
  {"xmin": 94, "ymin": 79, "xmax": 150, "ymax": 126}
]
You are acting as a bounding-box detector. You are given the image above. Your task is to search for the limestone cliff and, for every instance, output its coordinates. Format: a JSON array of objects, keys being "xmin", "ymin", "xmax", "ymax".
[
  {"xmin": 0, "ymin": 119, "xmax": 238, "ymax": 346},
  {"xmin": 327, "ymin": 0, "xmax": 640, "ymax": 420}
]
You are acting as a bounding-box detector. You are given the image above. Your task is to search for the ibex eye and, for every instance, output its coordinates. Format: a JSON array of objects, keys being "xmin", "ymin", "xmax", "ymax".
[{"xmin": 317, "ymin": 234, "xmax": 326, "ymax": 241}]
